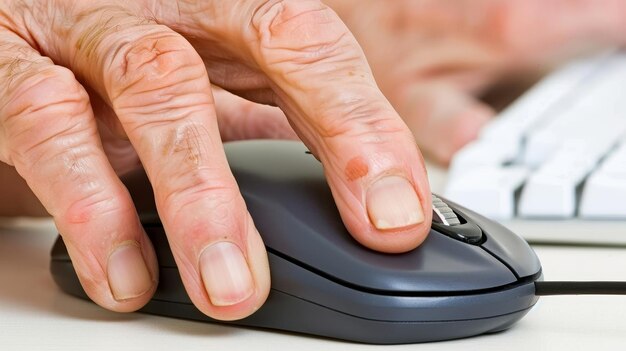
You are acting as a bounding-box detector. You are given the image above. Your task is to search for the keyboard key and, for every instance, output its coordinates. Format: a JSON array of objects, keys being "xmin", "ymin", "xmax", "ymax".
[
  {"xmin": 444, "ymin": 49, "xmax": 626, "ymax": 246},
  {"xmin": 480, "ymin": 52, "xmax": 610, "ymax": 143},
  {"xmin": 448, "ymin": 51, "xmax": 622, "ymax": 176},
  {"xmin": 598, "ymin": 141, "xmax": 626, "ymax": 177},
  {"xmin": 579, "ymin": 173, "xmax": 626, "ymax": 218},
  {"xmin": 522, "ymin": 53, "xmax": 626, "ymax": 168},
  {"xmin": 477, "ymin": 52, "xmax": 614, "ymax": 168},
  {"xmin": 444, "ymin": 167, "xmax": 529, "ymax": 219},
  {"xmin": 518, "ymin": 142, "xmax": 611, "ymax": 218},
  {"xmin": 448, "ymin": 139, "xmax": 517, "ymax": 177},
  {"xmin": 518, "ymin": 173, "xmax": 580, "ymax": 219},
  {"xmin": 580, "ymin": 142, "xmax": 626, "ymax": 218}
]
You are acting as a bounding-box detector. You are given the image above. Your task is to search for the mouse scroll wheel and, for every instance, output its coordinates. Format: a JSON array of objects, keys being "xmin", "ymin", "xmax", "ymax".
[{"xmin": 432, "ymin": 195, "xmax": 461, "ymax": 226}]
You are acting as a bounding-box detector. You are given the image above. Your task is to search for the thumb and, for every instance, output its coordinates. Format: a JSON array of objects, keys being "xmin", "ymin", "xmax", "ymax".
[{"xmin": 397, "ymin": 84, "xmax": 494, "ymax": 165}]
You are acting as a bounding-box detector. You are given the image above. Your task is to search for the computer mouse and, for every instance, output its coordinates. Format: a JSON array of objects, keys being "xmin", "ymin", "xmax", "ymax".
[{"xmin": 50, "ymin": 140, "xmax": 542, "ymax": 344}]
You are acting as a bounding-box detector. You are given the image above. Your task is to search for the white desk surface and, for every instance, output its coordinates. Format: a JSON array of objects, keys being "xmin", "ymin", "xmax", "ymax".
[{"xmin": 2, "ymin": 167, "xmax": 626, "ymax": 350}]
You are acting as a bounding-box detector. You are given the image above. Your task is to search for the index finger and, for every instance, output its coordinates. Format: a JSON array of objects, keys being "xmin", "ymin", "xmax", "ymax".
[{"xmin": 168, "ymin": 0, "xmax": 433, "ymax": 252}]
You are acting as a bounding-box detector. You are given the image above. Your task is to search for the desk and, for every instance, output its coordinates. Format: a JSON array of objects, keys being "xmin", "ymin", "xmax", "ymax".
[{"xmin": 1, "ymin": 167, "xmax": 626, "ymax": 350}]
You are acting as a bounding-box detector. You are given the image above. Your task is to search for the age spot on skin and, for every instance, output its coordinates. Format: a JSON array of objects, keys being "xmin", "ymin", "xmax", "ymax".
[{"xmin": 345, "ymin": 156, "xmax": 369, "ymax": 182}]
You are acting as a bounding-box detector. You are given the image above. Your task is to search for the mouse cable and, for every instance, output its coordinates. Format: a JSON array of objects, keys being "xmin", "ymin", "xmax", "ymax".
[{"xmin": 534, "ymin": 281, "xmax": 626, "ymax": 296}]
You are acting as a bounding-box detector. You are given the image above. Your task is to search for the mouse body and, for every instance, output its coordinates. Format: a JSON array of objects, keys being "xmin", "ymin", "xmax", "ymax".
[{"xmin": 51, "ymin": 140, "xmax": 542, "ymax": 344}]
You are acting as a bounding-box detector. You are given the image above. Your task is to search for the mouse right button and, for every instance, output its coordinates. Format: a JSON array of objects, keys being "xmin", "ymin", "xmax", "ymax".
[{"xmin": 445, "ymin": 199, "xmax": 542, "ymax": 279}]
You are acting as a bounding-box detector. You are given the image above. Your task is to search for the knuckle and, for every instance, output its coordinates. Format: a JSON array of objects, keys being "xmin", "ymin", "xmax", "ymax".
[
  {"xmin": 160, "ymin": 167, "xmax": 237, "ymax": 208},
  {"xmin": 1, "ymin": 67, "xmax": 93, "ymax": 164},
  {"xmin": 0, "ymin": 45, "xmax": 47, "ymax": 91},
  {"xmin": 393, "ymin": 0, "xmax": 520, "ymax": 51},
  {"xmin": 250, "ymin": 0, "xmax": 356, "ymax": 68},
  {"xmin": 478, "ymin": 2, "xmax": 543, "ymax": 53},
  {"xmin": 106, "ymin": 30, "xmax": 207, "ymax": 101},
  {"xmin": 2, "ymin": 66, "xmax": 89, "ymax": 123},
  {"xmin": 74, "ymin": 5, "xmax": 133, "ymax": 60},
  {"xmin": 158, "ymin": 167, "xmax": 243, "ymax": 232},
  {"xmin": 14, "ymin": 130, "xmax": 100, "ymax": 192},
  {"xmin": 103, "ymin": 31, "xmax": 214, "ymax": 130},
  {"xmin": 61, "ymin": 187, "xmax": 128, "ymax": 225},
  {"xmin": 158, "ymin": 123, "xmax": 212, "ymax": 167},
  {"xmin": 316, "ymin": 94, "xmax": 412, "ymax": 144},
  {"xmin": 11, "ymin": 123, "xmax": 90, "ymax": 173}
]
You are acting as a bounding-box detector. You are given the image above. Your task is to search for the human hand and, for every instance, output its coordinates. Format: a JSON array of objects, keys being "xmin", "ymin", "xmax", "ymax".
[
  {"xmin": 0, "ymin": 0, "xmax": 432, "ymax": 320},
  {"xmin": 326, "ymin": 0, "xmax": 626, "ymax": 164}
]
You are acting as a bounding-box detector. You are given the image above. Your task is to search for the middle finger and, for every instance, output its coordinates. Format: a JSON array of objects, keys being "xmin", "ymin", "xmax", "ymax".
[{"xmin": 27, "ymin": 4, "xmax": 271, "ymax": 320}]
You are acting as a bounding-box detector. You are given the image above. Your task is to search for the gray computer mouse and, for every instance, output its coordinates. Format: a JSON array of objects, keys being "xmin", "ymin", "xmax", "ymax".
[{"xmin": 50, "ymin": 140, "xmax": 542, "ymax": 344}]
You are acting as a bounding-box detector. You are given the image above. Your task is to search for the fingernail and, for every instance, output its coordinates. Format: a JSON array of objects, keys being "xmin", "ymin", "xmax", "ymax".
[
  {"xmin": 366, "ymin": 175, "xmax": 424, "ymax": 230},
  {"xmin": 200, "ymin": 242, "xmax": 254, "ymax": 307},
  {"xmin": 108, "ymin": 242, "xmax": 153, "ymax": 301}
]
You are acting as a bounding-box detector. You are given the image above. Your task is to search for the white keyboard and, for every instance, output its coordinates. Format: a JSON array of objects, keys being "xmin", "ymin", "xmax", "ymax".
[{"xmin": 445, "ymin": 50, "xmax": 626, "ymax": 246}]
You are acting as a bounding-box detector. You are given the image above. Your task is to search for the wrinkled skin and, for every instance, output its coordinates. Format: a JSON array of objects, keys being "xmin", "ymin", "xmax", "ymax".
[
  {"xmin": 0, "ymin": 0, "xmax": 624, "ymax": 322},
  {"xmin": 0, "ymin": 0, "xmax": 433, "ymax": 321}
]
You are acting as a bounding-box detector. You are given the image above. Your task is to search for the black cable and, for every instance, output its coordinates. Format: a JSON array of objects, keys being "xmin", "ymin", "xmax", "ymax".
[{"xmin": 535, "ymin": 281, "xmax": 626, "ymax": 296}]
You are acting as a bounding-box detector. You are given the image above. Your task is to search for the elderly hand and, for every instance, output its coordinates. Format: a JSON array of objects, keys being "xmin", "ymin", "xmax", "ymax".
[
  {"xmin": 0, "ymin": 0, "xmax": 433, "ymax": 320},
  {"xmin": 327, "ymin": 0, "xmax": 626, "ymax": 164}
]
